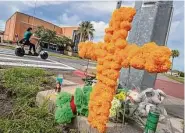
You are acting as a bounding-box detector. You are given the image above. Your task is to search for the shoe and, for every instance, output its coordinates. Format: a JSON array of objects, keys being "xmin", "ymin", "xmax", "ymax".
[
  {"xmin": 28, "ymin": 51, "xmax": 32, "ymax": 55},
  {"xmin": 33, "ymin": 52, "xmax": 39, "ymax": 56}
]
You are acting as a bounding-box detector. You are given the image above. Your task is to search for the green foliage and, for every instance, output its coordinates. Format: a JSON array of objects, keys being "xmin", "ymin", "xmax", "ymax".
[
  {"xmin": 3, "ymin": 40, "xmax": 13, "ymax": 44},
  {"xmin": 0, "ymin": 67, "xmax": 61, "ymax": 133},
  {"xmin": 77, "ymin": 21, "xmax": 95, "ymax": 42},
  {"xmin": 74, "ymin": 88, "xmax": 84, "ymax": 113},
  {"xmin": 55, "ymin": 92, "xmax": 74, "ymax": 124},
  {"xmin": 172, "ymin": 50, "xmax": 180, "ymax": 58},
  {"xmin": 179, "ymin": 71, "xmax": 184, "ymax": 77},
  {"xmin": 83, "ymin": 86, "xmax": 92, "ymax": 105},
  {"xmin": 74, "ymin": 86, "xmax": 92, "ymax": 116},
  {"xmin": 55, "ymin": 103, "xmax": 74, "ymax": 124},
  {"xmin": 171, "ymin": 49, "xmax": 180, "ymax": 75},
  {"xmin": 34, "ymin": 26, "xmax": 74, "ymax": 50},
  {"xmin": 56, "ymin": 92, "xmax": 72, "ymax": 107}
]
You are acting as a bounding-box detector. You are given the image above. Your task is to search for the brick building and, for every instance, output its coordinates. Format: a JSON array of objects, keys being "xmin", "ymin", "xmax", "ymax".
[{"xmin": 3, "ymin": 12, "xmax": 79, "ymax": 44}]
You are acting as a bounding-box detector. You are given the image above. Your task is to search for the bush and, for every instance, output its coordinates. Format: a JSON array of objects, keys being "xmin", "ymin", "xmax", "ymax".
[
  {"xmin": 179, "ymin": 72, "xmax": 184, "ymax": 77},
  {"xmin": 3, "ymin": 40, "xmax": 13, "ymax": 44}
]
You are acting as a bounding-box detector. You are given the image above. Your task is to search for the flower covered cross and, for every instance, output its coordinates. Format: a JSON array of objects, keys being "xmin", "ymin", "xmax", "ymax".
[{"xmin": 78, "ymin": 7, "xmax": 171, "ymax": 133}]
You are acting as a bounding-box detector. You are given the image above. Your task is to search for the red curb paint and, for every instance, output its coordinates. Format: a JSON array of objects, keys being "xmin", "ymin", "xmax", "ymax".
[{"xmin": 73, "ymin": 70, "xmax": 86, "ymax": 78}]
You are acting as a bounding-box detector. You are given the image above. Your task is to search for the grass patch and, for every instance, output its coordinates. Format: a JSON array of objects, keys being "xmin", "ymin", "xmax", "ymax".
[
  {"xmin": 0, "ymin": 45, "xmax": 15, "ymax": 50},
  {"xmin": 48, "ymin": 52, "xmax": 80, "ymax": 60},
  {"xmin": 164, "ymin": 74, "xmax": 184, "ymax": 83},
  {"xmin": 0, "ymin": 67, "xmax": 62, "ymax": 133}
]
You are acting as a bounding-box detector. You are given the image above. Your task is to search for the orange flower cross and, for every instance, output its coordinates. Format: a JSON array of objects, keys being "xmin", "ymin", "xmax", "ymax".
[{"xmin": 78, "ymin": 7, "xmax": 171, "ymax": 133}]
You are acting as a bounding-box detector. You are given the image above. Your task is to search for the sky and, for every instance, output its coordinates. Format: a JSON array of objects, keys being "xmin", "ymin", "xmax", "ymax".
[{"xmin": 0, "ymin": 0, "xmax": 184, "ymax": 71}]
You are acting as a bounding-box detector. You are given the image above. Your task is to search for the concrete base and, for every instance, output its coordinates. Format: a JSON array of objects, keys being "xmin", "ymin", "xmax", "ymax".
[
  {"xmin": 73, "ymin": 116, "xmax": 143, "ymax": 133},
  {"xmin": 36, "ymin": 84, "xmax": 84, "ymax": 112}
]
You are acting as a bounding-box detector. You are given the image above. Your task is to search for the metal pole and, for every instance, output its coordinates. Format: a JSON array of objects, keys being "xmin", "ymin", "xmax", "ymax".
[
  {"xmin": 116, "ymin": 1, "xmax": 122, "ymax": 9},
  {"xmin": 32, "ymin": 0, "xmax": 37, "ymax": 29}
]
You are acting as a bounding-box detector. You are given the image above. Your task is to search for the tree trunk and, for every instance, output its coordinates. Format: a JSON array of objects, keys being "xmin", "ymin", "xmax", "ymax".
[{"xmin": 171, "ymin": 57, "xmax": 174, "ymax": 76}]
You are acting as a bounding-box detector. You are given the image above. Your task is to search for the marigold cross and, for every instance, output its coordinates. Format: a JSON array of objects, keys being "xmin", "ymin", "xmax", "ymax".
[{"xmin": 78, "ymin": 7, "xmax": 171, "ymax": 133}]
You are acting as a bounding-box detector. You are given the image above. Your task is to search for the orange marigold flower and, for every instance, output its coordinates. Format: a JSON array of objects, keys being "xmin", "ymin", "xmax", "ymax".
[
  {"xmin": 105, "ymin": 27, "xmax": 114, "ymax": 35},
  {"xmin": 115, "ymin": 38, "xmax": 127, "ymax": 49},
  {"xmin": 120, "ymin": 21, "xmax": 132, "ymax": 31}
]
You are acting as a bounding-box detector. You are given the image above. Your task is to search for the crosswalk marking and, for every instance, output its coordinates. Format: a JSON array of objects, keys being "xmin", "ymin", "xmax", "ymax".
[
  {"xmin": 0, "ymin": 49, "xmax": 76, "ymax": 70},
  {"xmin": 0, "ymin": 61, "xmax": 76, "ymax": 70}
]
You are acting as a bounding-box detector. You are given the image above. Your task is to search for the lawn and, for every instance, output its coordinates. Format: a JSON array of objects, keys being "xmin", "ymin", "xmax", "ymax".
[
  {"xmin": 0, "ymin": 44, "xmax": 15, "ymax": 50},
  {"xmin": 0, "ymin": 67, "xmax": 62, "ymax": 133},
  {"xmin": 164, "ymin": 74, "xmax": 184, "ymax": 83},
  {"xmin": 48, "ymin": 52, "xmax": 80, "ymax": 60}
]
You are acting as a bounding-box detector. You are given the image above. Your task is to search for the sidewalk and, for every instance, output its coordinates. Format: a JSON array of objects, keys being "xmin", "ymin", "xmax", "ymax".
[{"xmin": 162, "ymin": 95, "xmax": 184, "ymax": 119}]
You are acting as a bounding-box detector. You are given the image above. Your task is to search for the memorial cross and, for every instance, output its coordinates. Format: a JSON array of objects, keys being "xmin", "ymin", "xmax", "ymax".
[{"xmin": 78, "ymin": 7, "xmax": 171, "ymax": 133}]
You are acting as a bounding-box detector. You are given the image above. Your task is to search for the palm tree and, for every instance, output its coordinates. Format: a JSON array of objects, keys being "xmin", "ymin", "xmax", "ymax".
[
  {"xmin": 171, "ymin": 50, "xmax": 180, "ymax": 75},
  {"xmin": 77, "ymin": 21, "xmax": 95, "ymax": 42}
]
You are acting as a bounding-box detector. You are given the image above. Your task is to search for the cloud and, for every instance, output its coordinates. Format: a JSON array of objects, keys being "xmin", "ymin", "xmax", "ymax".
[
  {"xmin": 21, "ymin": 1, "xmax": 66, "ymax": 8},
  {"xmin": 91, "ymin": 21, "xmax": 108, "ymax": 42},
  {"xmin": 58, "ymin": 13, "xmax": 81, "ymax": 26},
  {"xmin": 75, "ymin": 1, "xmax": 134, "ymax": 13},
  {"xmin": 170, "ymin": 21, "xmax": 181, "ymax": 34},
  {"xmin": 0, "ymin": 20, "xmax": 5, "ymax": 31}
]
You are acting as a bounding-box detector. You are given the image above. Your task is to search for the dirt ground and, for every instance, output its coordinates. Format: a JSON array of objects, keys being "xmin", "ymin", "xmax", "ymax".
[{"xmin": 0, "ymin": 84, "xmax": 13, "ymax": 118}]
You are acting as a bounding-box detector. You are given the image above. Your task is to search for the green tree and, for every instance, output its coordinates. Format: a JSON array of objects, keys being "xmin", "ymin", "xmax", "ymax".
[
  {"xmin": 34, "ymin": 26, "xmax": 45, "ymax": 38},
  {"xmin": 171, "ymin": 50, "xmax": 180, "ymax": 75},
  {"xmin": 34, "ymin": 26, "xmax": 74, "ymax": 51},
  {"xmin": 34, "ymin": 26, "xmax": 56, "ymax": 47},
  {"xmin": 77, "ymin": 21, "xmax": 95, "ymax": 42}
]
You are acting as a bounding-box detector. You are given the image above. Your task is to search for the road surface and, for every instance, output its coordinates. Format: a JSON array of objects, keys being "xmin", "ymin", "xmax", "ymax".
[
  {"xmin": 155, "ymin": 74, "xmax": 184, "ymax": 99},
  {"xmin": 0, "ymin": 48, "xmax": 96, "ymax": 71}
]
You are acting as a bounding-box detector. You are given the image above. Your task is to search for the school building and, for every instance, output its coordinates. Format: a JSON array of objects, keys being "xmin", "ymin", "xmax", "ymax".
[{"xmin": 3, "ymin": 12, "xmax": 80, "ymax": 51}]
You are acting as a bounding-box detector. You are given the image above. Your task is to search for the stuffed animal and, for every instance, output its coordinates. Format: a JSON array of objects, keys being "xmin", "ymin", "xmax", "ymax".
[{"xmin": 134, "ymin": 88, "xmax": 167, "ymax": 120}]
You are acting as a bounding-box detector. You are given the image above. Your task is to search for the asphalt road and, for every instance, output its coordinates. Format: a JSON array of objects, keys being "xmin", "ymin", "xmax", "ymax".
[{"xmin": 0, "ymin": 48, "xmax": 96, "ymax": 71}]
